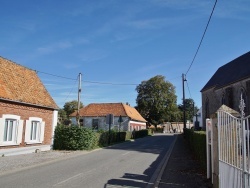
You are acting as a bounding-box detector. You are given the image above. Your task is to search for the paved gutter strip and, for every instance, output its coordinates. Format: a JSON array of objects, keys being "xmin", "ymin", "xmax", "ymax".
[{"xmin": 147, "ymin": 135, "xmax": 177, "ymax": 188}]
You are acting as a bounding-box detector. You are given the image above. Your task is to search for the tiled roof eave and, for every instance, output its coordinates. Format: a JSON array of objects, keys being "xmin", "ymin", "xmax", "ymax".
[{"xmin": 0, "ymin": 97, "xmax": 59, "ymax": 110}]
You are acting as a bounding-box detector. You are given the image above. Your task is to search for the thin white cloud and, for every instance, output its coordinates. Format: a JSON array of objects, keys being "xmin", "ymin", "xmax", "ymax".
[
  {"xmin": 151, "ymin": 0, "xmax": 211, "ymax": 11},
  {"xmin": 214, "ymin": 1, "xmax": 250, "ymax": 20},
  {"xmin": 126, "ymin": 16, "xmax": 196, "ymax": 30},
  {"xmin": 78, "ymin": 49, "xmax": 109, "ymax": 63},
  {"xmin": 36, "ymin": 37, "xmax": 89, "ymax": 56},
  {"xmin": 63, "ymin": 64, "xmax": 81, "ymax": 69},
  {"xmin": 37, "ymin": 41, "xmax": 72, "ymax": 55},
  {"xmin": 18, "ymin": 21, "xmax": 37, "ymax": 32}
]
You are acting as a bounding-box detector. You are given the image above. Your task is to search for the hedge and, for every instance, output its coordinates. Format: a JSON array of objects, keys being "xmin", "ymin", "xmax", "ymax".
[
  {"xmin": 184, "ymin": 128, "xmax": 207, "ymax": 170},
  {"xmin": 96, "ymin": 131, "xmax": 127, "ymax": 147},
  {"xmin": 53, "ymin": 124, "xmax": 152, "ymax": 150},
  {"xmin": 53, "ymin": 124, "xmax": 98, "ymax": 150}
]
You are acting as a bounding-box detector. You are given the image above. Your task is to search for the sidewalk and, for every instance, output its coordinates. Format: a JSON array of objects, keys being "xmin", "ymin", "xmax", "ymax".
[
  {"xmin": 0, "ymin": 145, "xmax": 51, "ymax": 156},
  {"xmin": 155, "ymin": 134, "xmax": 212, "ymax": 188}
]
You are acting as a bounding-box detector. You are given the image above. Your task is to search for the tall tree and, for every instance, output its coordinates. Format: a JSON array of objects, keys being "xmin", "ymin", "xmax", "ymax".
[
  {"xmin": 63, "ymin": 100, "xmax": 83, "ymax": 117},
  {"xmin": 178, "ymin": 98, "xmax": 199, "ymax": 122},
  {"xmin": 58, "ymin": 109, "xmax": 67, "ymax": 123},
  {"xmin": 136, "ymin": 75, "xmax": 177, "ymax": 126}
]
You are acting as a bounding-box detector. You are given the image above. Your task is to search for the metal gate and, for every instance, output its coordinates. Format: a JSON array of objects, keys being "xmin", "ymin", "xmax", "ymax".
[{"xmin": 217, "ymin": 97, "xmax": 250, "ymax": 188}]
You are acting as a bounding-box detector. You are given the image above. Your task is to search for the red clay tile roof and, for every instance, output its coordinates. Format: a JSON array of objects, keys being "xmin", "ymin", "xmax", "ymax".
[
  {"xmin": 0, "ymin": 56, "xmax": 58, "ymax": 109},
  {"xmin": 70, "ymin": 103, "xmax": 147, "ymax": 122}
]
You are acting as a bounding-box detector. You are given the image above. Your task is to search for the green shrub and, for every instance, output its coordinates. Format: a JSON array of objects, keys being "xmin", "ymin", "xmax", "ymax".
[
  {"xmin": 53, "ymin": 124, "xmax": 98, "ymax": 150},
  {"xmin": 54, "ymin": 125, "xmax": 152, "ymax": 150},
  {"xmin": 96, "ymin": 131, "xmax": 127, "ymax": 147},
  {"xmin": 184, "ymin": 128, "xmax": 207, "ymax": 170},
  {"xmin": 149, "ymin": 127, "xmax": 163, "ymax": 133},
  {"xmin": 134, "ymin": 129, "xmax": 149, "ymax": 138}
]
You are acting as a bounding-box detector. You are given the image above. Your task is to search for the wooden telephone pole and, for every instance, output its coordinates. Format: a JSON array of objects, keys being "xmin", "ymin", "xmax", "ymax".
[
  {"xmin": 77, "ymin": 73, "xmax": 82, "ymax": 126},
  {"xmin": 182, "ymin": 73, "xmax": 187, "ymax": 129}
]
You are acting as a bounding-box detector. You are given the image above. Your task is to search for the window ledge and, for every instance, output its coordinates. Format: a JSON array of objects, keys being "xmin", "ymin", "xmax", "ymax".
[
  {"xmin": 26, "ymin": 141, "xmax": 42, "ymax": 145},
  {"xmin": 0, "ymin": 143, "xmax": 19, "ymax": 147}
]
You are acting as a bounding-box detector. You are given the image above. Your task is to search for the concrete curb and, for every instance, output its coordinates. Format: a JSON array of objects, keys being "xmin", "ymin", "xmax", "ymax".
[{"xmin": 147, "ymin": 134, "xmax": 177, "ymax": 188}]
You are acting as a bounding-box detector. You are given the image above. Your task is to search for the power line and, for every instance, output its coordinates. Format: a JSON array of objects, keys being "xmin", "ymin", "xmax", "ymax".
[
  {"xmin": 82, "ymin": 80, "xmax": 137, "ymax": 86},
  {"xmin": 37, "ymin": 70, "xmax": 77, "ymax": 81},
  {"xmin": 185, "ymin": 80, "xmax": 192, "ymax": 99},
  {"xmin": 185, "ymin": 0, "xmax": 218, "ymax": 75},
  {"xmin": 37, "ymin": 69, "xmax": 180, "ymax": 86},
  {"xmin": 63, "ymin": 78, "xmax": 78, "ymax": 104}
]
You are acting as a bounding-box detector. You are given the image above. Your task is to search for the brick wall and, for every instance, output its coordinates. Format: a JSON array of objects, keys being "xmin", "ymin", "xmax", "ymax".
[{"xmin": 0, "ymin": 100, "xmax": 54, "ymax": 148}]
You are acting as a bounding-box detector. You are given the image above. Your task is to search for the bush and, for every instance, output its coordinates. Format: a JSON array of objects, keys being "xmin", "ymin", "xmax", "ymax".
[
  {"xmin": 53, "ymin": 124, "xmax": 98, "ymax": 150},
  {"xmin": 53, "ymin": 125, "xmax": 152, "ymax": 150},
  {"xmin": 149, "ymin": 127, "xmax": 163, "ymax": 133},
  {"xmin": 184, "ymin": 128, "xmax": 207, "ymax": 170},
  {"xmin": 96, "ymin": 131, "xmax": 127, "ymax": 147},
  {"xmin": 134, "ymin": 129, "xmax": 150, "ymax": 138}
]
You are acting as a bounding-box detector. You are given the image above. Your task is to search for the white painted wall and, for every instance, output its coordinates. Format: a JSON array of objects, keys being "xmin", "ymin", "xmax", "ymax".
[{"xmin": 51, "ymin": 110, "xmax": 58, "ymax": 147}]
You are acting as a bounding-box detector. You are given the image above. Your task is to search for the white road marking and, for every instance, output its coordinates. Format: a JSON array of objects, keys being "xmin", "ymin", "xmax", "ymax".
[
  {"xmin": 122, "ymin": 152, "xmax": 131, "ymax": 156},
  {"xmin": 53, "ymin": 169, "xmax": 96, "ymax": 186}
]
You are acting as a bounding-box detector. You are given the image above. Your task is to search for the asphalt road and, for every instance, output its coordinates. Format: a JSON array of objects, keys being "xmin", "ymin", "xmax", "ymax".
[{"xmin": 0, "ymin": 134, "xmax": 175, "ymax": 188}]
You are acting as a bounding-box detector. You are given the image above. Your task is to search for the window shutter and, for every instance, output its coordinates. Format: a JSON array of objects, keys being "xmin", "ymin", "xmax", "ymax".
[
  {"xmin": 39, "ymin": 121, "xmax": 45, "ymax": 143},
  {"xmin": 25, "ymin": 120, "xmax": 31, "ymax": 143},
  {"xmin": 0, "ymin": 118, "xmax": 5, "ymax": 145},
  {"xmin": 16, "ymin": 120, "xmax": 23, "ymax": 144}
]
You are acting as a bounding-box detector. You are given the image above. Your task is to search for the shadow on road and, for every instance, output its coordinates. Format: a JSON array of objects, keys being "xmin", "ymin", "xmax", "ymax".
[{"xmin": 103, "ymin": 134, "xmax": 176, "ymax": 188}]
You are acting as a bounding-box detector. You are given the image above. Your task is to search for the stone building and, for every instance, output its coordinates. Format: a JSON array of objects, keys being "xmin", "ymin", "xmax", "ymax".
[{"xmin": 201, "ymin": 51, "xmax": 250, "ymax": 128}]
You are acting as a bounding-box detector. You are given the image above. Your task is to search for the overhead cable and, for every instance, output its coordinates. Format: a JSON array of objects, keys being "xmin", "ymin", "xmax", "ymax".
[{"xmin": 185, "ymin": 0, "xmax": 218, "ymax": 75}]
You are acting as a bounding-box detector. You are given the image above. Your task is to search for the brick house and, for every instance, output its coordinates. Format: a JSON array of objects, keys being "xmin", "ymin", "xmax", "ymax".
[
  {"xmin": 0, "ymin": 57, "xmax": 58, "ymax": 149},
  {"xmin": 201, "ymin": 51, "xmax": 250, "ymax": 128},
  {"xmin": 70, "ymin": 103, "xmax": 147, "ymax": 131}
]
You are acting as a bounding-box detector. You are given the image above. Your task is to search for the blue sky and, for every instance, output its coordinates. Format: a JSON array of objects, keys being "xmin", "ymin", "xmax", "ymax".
[{"xmin": 1, "ymin": 0, "xmax": 249, "ymax": 108}]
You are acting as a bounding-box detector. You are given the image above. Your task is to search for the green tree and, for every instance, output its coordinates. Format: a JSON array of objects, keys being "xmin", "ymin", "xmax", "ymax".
[
  {"xmin": 178, "ymin": 98, "xmax": 199, "ymax": 122},
  {"xmin": 63, "ymin": 100, "xmax": 83, "ymax": 118},
  {"xmin": 58, "ymin": 109, "xmax": 67, "ymax": 123},
  {"xmin": 136, "ymin": 75, "xmax": 178, "ymax": 126}
]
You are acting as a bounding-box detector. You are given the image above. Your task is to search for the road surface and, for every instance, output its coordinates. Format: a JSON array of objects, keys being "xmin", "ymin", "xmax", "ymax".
[{"xmin": 0, "ymin": 134, "xmax": 176, "ymax": 188}]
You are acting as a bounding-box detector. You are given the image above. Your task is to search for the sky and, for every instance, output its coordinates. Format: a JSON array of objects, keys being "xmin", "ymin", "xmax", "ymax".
[{"xmin": 1, "ymin": 0, "xmax": 249, "ymax": 109}]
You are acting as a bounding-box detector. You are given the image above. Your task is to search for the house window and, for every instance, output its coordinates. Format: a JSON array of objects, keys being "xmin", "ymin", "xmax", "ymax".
[
  {"xmin": 0, "ymin": 114, "xmax": 23, "ymax": 146},
  {"xmin": 221, "ymin": 93, "xmax": 225, "ymax": 105},
  {"xmin": 225, "ymin": 87, "xmax": 233, "ymax": 108},
  {"xmin": 240, "ymin": 88, "xmax": 248, "ymax": 114},
  {"xmin": 79, "ymin": 119, "xmax": 84, "ymax": 126},
  {"xmin": 92, "ymin": 119, "xmax": 98, "ymax": 130},
  {"xmin": 25, "ymin": 117, "xmax": 45, "ymax": 144},
  {"xmin": 30, "ymin": 121, "xmax": 39, "ymax": 141},
  {"xmin": 4, "ymin": 119, "xmax": 16, "ymax": 142}
]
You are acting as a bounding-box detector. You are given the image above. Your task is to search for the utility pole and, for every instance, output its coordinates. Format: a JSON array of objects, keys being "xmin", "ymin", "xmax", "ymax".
[
  {"xmin": 77, "ymin": 73, "xmax": 82, "ymax": 127},
  {"xmin": 182, "ymin": 74, "xmax": 187, "ymax": 129}
]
